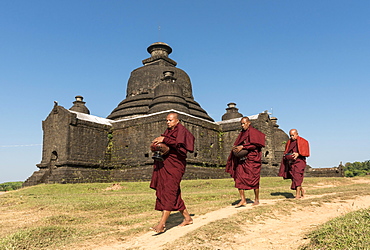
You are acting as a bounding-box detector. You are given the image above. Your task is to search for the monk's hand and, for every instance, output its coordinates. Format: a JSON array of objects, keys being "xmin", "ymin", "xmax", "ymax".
[
  {"xmin": 292, "ymin": 152, "xmax": 299, "ymax": 160},
  {"xmin": 232, "ymin": 145, "xmax": 243, "ymax": 153},
  {"xmin": 152, "ymin": 136, "xmax": 165, "ymax": 144}
]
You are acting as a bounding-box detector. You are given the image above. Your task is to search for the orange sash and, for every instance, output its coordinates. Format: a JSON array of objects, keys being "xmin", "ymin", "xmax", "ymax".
[{"xmin": 284, "ymin": 136, "xmax": 310, "ymax": 157}]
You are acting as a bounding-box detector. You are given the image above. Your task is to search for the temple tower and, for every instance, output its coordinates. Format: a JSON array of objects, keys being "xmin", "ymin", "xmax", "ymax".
[{"xmin": 107, "ymin": 42, "xmax": 213, "ymax": 121}]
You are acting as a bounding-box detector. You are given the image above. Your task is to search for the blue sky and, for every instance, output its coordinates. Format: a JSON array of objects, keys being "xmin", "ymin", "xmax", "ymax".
[{"xmin": 1, "ymin": 0, "xmax": 369, "ymax": 183}]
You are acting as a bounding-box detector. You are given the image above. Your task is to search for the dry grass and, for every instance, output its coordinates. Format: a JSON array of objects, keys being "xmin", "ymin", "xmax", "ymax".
[
  {"xmin": 0, "ymin": 176, "xmax": 369, "ymax": 249},
  {"xmin": 162, "ymin": 177, "xmax": 370, "ymax": 250}
]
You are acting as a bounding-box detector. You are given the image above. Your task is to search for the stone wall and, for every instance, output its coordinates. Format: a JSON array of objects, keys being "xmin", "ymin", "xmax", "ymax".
[
  {"xmin": 39, "ymin": 106, "xmax": 110, "ymax": 169},
  {"xmin": 108, "ymin": 112, "xmax": 222, "ymax": 168},
  {"xmin": 305, "ymin": 165, "xmax": 344, "ymax": 177},
  {"xmin": 24, "ymin": 108, "xmax": 289, "ymax": 186},
  {"xmin": 37, "ymin": 105, "xmax": 73, "ymax": 169}
]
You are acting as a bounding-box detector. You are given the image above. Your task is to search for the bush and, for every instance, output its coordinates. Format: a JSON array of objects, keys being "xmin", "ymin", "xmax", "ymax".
[
  {"xmin": 0, "ymin": 181, "xmax": 23, "ymax": 191},
  {"xmin": 344, "ymin": 160, "xmax": 370, "ymax": 177}
]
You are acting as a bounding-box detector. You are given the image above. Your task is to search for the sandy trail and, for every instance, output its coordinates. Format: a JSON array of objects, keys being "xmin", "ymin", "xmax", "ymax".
[
  {"xmin": 234, "ymin": 195, "xmax": 370, "ymax": 250},
  {"xmin": 93, "ymin": 193, "xmax": 370, "ymax": 250},
  {"xmin": 95, "ymin": 199, "xmax": 280, "ymax": 250}
]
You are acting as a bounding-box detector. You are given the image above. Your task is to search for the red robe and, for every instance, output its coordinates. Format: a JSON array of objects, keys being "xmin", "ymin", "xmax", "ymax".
[
  {"xmin": 150, "ymin": 123, "xmax": 195, "ymax": 211},
  {"xmin": 225, "ymin": 126, "xmax": 265, "ymax": 190},
  {"xmin": 278, "ymin": 136, "xmax": 310, "ymax": 190}
]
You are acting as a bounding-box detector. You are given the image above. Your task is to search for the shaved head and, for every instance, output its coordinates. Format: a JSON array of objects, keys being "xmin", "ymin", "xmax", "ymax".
[
  {"xmin": 166, "ymin": 113, "xmax": 180, "ymax": 130},
  {"xmin": 240, "ymin": 117, "xmax": 251, "ymax": 131},
  {"xmin": 289, "ymin": 129, "xmax": 299, "ymax": 140},
  {"xmin": 241, "ymin": 117, "xmax": 250, "ymax": 122},
  {"xmin": 168, "ymin": 112, "xmax": 178, "ymax": 120}
]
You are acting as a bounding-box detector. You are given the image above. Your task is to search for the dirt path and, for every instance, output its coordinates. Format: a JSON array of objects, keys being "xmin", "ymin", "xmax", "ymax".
[
  {"xmin": 96, "ymin": 199, "xmax": 280, "ymax": 250},
  {"xmin": 234, "ymin": 195, "xmax": 370, "ymax": 250},
  {"xmin": 93, "ymin": 194, "xmax": 370, "ymax": 250}
]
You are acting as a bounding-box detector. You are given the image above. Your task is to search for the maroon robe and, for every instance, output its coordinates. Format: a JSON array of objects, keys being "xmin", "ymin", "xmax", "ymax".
[
  {"xmin": 150, "ymin": 123, "xmax": 195, "ymax": 211},
  {"xmin": 278, "ymin": 139, "xmax": 307, "ymax": 190},
  {"xmin": 225, "ymin": 126, "xmax": 265, "ymax": 190}
]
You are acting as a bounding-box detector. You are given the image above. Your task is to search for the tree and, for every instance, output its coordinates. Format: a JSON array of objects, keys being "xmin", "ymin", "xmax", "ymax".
[{"xmin": 344, "ymin": 160, "xmax": 370, "ymax": 177}]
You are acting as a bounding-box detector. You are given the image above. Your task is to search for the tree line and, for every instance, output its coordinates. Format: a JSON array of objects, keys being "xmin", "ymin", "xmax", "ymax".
[
  {"xmin": 0, "ymin": 181, "xmax": 23, "ymax": 191},
  {"xmin": 344, "ymin": 160, "xmax": 370, "ymax": 177}
]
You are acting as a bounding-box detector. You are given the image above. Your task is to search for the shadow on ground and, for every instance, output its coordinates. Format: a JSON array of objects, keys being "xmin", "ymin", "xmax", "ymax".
[
  {"xmin": 159, "ymin": 212, "xmax": 196, "ymax": 231},
  {"xmin": 270, "ymin": 192, "xmax": 295, "ymax": 199},
  {"xmin": 231, "ymin": 198, "xmax": 254, "ymax": 205}
]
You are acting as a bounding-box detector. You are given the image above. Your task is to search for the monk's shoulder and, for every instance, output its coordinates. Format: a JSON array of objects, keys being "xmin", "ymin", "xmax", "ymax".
[
  {"xmin": 298, "ymin": 136, "xmax": 309, "ymax": 144},
  {"xmin": 250, "ymin": 126, "xmax": 264, "ymax": 135}
]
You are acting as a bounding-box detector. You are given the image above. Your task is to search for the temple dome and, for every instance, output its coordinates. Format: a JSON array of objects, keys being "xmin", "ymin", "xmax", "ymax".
[{"xmin": 107, "ymin": 42, "xmax": 213, "ymax": 121}]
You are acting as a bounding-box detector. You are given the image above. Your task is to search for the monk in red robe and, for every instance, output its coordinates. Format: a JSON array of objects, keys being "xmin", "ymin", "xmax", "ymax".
[
  {"xmin": 279, "ymin": 129, "xmax": 310, "ymax": 199},
  {"xmin": 150, "ymin": 112, "xmax": 195, "ymax": 233},
  {"xmin": 226, "ymin": 117, "xmax": 265, "ymax": 207}
]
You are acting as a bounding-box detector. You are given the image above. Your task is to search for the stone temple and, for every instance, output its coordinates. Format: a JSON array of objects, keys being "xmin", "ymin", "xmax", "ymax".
[{"xmin": 23, "ymin": 42, "xmax": 289, "ymax": 186}]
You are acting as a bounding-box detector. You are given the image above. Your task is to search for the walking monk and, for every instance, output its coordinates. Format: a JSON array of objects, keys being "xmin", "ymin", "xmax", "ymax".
[
  {"xmin": 150, "ymin": 112, "xmax": 195, "ymax": 233},
  {"xmin": 279, "ymin": 129, "xmax": 310, "ymax": 199},
  {"xmin": 226, "ymin": 117, "xmax": 265, "ymax": 207}
]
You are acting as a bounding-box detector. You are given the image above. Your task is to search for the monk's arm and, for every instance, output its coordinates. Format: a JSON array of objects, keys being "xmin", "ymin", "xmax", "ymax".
[
  {"xmin": 163, "ymin": 136, "xmax": 188, "ymax": 156},
  {"xmin": 163, "ymin": 137, "xmax": 176, "ymax": 148},
  {"xmin": 152, "ymin": 136, "xmax": 165, "ymax": 143},
  {"xmin": 242, "ymin": 144, "xmax": 257, "ymax": 151}
]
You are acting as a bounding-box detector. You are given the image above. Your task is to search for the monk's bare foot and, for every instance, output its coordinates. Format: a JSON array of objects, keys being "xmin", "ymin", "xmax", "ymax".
[
  {"xmin": 235, "ymin": 202, "xmax": 247, "ymax": 208},
  {"xmin": 150, "ymin": 224, "xmax": 166, "ymax": 233},
  {"xmin": 301, "ymin": 188, "xmax": 305, "ymax": 198},
  {"xmin": 178, "ymin": 219, "xmax": 193, "ymax": 227},
  {"xmin": 295, "ymin": 196, "xmax": 302, "ymax": 199},
  {"xmin": 252, "ymin": 200, "xmax": 260, "ymax": 206}
]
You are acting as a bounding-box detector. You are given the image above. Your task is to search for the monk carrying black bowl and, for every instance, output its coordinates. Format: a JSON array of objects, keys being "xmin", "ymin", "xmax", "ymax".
[
  {"xmin": 226, "ymin": 117, "xmax": 265, "ymax": 207},
  {"xmin": 149, "ymin": 112, "xmax": 195, "ymax": 233}
]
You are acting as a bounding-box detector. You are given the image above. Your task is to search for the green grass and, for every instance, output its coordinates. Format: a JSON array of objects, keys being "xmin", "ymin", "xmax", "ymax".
[
  {"xmin": 301, "ymin": 208, "xmax": 370, "ymax": 250},
  {"xmin": 0, "ymin": 176, "xmax": 369, "ymax": 249}
]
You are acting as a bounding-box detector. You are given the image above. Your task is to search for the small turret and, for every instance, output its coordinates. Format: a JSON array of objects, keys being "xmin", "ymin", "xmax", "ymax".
[
  {"xmin": 69, "ymin": 95, "xmax": 90, "ymax": 114},
  {"xmin": 149, "ymin": 71, "xmax": 190, "ymax": 114},
  {"xmin": 221, "ymin": 103, "xmax": 243, "ymax": 121}
]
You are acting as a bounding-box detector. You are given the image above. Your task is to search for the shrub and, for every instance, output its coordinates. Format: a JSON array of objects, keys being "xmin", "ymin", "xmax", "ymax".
[{"xmin": 0, "ymin": 181, "xmax": 23, "ymax": 191}]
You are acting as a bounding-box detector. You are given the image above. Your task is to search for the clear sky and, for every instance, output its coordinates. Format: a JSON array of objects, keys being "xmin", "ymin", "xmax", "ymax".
[{"xmin": 1, "ymin": 0, "xmax": 369, "ymax": 183}]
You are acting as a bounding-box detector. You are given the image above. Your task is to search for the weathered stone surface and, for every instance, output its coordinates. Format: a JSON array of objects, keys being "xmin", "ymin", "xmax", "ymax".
[
  {"xmin": 107, "ymin": 42, "xmax": 213, "ymax": 121},
  {"xmin": 24, "ymin": 106, "xmax": 289, "ymax": 186},
  {"xmin": 222, "ymin": 103, "xmax": 243, "ymax": 121},
  {"xmin": 69, "ymin": 96, "xmax": 90, "ymax": 114},
  {"xmin": 304, "ymin": 164, "xmax": 344, "ymax": 177}
]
